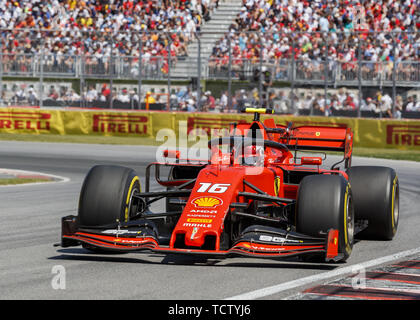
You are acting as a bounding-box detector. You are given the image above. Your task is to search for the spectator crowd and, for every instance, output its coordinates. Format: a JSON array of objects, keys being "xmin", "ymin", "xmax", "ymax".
[
  {"xmin": 209, "ymin": 0, "xmax": 419, "ymax": 80},
  {"xmin": 0, "ymin": 0, "xmax": 219, "ymax": 74},
  {"xmin": 0, "ymin": 0, "xmax": 418, "ymax": 82}
]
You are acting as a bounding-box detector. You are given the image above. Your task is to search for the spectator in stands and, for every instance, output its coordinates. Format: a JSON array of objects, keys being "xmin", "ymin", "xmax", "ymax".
[
  {"xmin": 12, "ymin": 85, "xmax": 26, "ymax": 104},
  {"xmin": 86, "ymin": 86, "xmax": 98, "ymax": 102},
  {"xmin": 329, "ymin": 94, "xmax": 342, "ymax": 111},
  {"xmin": 116, "ymin": 88, "xmax": 130, "ymax": 103},
  {"xmin": 272, "ymin": 90, "xmax": 290, "ymax": 114},
  {"xmin": 405, "ymin": 95, "xmax": 418, "ymax": 112},
  {"xmin": 379, "ymin": 92, "xmax": 393, "ymax": 117},
  {"xmin": 302, "ymin": 93, "xmax": 314, "ymax": 110},
  {"xmin": 343, "ymin": 93, "xmax": 357, "ymax": 110},
  {"xmin": 393, "ymin": 105, "xmax": 402, "ymax": 119},
  {"xmin": 100, "ymin": 84, "xmax": 111, "ymax": 102},
  {"xmin": 336, "ymin": 88, "xmax": 347, "ymax": 106},
  {"xmin": 235, "ymin": 89, "xmax": 249, "ymax": 111},
  {"xmin": 361, "ymin": 97, "xmax": 377, "ymax": 111},
  {"xmin": 395, "ymin": 95, "xmax": 404, "ymax": 113},
  {"xmin": 48, "ymin": 86, "xmax": 59, "ymax": 100},
  {"xmin": 203, "ymin": 90, "xmax": 216, "ymax": 111},
  {"xmin": 186, "ymin": 98, "xmax": 197, "ymax": 112},
  {"xmin": 27, "ymin": 85, "xmax": 38, "ymax": 105},
  {"xmin": 144, "ymin": 91, "xmax": 156, "ymax": 104},
  {"xmin": 219, "ymin": 90, "xmax": 228, "ymax": 110},
  {"xmin": 65, "ymin": 88, "xmax": 80, "ymax": 102}
]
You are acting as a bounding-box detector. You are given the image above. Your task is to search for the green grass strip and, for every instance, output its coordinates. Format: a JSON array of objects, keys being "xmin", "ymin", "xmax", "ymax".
[{"xmin": 0, "ymin": 178, "xmax": 52, "ymax": 185}]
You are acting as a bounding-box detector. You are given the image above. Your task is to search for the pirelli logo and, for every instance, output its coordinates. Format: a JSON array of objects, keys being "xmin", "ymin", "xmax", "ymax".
[
  {"xmin": 0, "ymin": 111, "xmax": 51, "ymax": 131},
  {"xmin": 387, "ymin": 125, "xmax": 420, "ymax": 147},
  {"xmin": 93, "ymin": 114, "xmax": 148, "ymax": 134}
]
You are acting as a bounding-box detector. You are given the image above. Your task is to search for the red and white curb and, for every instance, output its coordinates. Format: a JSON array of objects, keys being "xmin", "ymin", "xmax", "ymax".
[
  {"xmin": 224, "ymin": 247, "xmax": 420, "ymax": 300},
  {"xmin": 0, "ymin": 168, "xmax": 70, "ymax": 187},
  {"xmin": 296, "ymin": 265, "xmax": 420, "ymax": 300}
]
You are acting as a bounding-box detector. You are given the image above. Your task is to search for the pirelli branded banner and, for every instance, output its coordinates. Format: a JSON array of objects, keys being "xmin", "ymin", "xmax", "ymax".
[
  {"xmin": 0, "ymin": 108, "xmax": 154, "ymax": 136},
  {"xmin": 0, "ymin": 108, "xmax": 419, "ymax": 150}
]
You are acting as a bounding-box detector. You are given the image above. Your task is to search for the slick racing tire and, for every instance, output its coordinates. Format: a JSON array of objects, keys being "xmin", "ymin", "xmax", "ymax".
[
  {"xmin": 78, "ymin": 165, "xmax": 141, "ymax": 227},
  {"xmin": 296, "ymin": 175, "xmax": 354, "ymax": 262},
  {"xmin": 346, "ymin": 166, "xmax": 399, "ymax": 240}
]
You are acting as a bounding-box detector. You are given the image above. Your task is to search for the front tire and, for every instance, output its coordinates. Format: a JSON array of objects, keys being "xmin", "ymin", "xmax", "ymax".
[
  {"xmin": 296, "ymin": 175, "xmax": 354, "ymax": 262},
  {"xmin": 78, "ymin": 165, "xmax": 141, "ymax": 227}
]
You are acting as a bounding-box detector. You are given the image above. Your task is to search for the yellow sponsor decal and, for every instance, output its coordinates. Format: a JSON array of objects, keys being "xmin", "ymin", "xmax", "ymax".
[
  {"xmin": 187, "ymin": 218, "xmax": 213, "ymax": 223},
  {"xmin": 192, "ymin": 196, "xmax": 223, "ymax": 208},
  {"xmin": 274, "ymin": 176, "xmax": 281, "ymax": 197}
]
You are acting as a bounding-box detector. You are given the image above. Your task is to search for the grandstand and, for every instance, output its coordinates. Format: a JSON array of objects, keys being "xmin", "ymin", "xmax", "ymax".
[{"xmin": 0, "ymin": 0, "xmax": 418, "ymax": 117}]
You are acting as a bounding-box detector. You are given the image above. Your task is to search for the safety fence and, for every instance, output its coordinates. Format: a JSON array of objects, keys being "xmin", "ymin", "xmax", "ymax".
[
  {"xmin": 0, "ymin": 108, "xmax": 419, "ymax": 150},
  {"xmin": 2, "ymin": 53, "xmax": 419, "ymax": 85}
]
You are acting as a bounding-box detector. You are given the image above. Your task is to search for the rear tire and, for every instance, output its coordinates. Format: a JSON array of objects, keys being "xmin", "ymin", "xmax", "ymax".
[
  {"xmin": 296, "ymin": 175, "xmax": 354, "ymax": 262},
  {"xmin": 78, "ymin": 165, "xmax": 141, "ymax": 227},
  {"xmin": 346, "ymin": 166, "xmax": 399, "ymax": 240}
]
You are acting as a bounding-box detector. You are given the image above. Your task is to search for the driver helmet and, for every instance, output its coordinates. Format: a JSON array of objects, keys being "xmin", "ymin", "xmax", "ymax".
[{"xmin": 243, "ymin": 144, "xmax": 265, "ymax": 166}]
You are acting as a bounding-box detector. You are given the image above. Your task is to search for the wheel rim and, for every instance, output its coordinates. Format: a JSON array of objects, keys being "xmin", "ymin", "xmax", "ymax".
[
  {"xmin": 392, "ymin": 184, "xmax": 399, "ymax": 231},
  {"xmin": 346, "ymin": 194, "xmax": 354, "ymax": 246},
  {"xmin": 127, "ymin": 186, "xmax": 140, "ymax": 221}
]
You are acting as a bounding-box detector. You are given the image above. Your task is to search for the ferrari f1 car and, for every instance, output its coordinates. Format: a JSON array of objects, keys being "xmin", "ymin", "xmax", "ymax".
[{"xmin": 60, "ymin": 108, "xmax": 399, "ymax": 262}]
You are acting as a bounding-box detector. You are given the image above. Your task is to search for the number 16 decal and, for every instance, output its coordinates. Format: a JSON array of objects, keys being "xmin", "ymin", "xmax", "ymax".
[{"xmin": 196, "ymin": 183, "xmax": 231, "ymax": 193}]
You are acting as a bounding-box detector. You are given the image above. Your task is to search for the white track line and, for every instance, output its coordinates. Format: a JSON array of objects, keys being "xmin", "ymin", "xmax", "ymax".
[{"xmin": 224, "ymin": 246, "xmax": 420, "ymax": 300}]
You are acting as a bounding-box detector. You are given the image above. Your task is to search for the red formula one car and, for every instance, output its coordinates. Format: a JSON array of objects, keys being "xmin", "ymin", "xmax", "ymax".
[{"xmin": 60, "ymin": 109, "xmax": 399, "ymax": 262}]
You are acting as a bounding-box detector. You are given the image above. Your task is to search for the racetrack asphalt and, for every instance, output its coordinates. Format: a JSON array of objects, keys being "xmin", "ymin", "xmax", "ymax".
[{"xmin": 0, "ymin": 141, "xmax": 419, "ymax": 300}]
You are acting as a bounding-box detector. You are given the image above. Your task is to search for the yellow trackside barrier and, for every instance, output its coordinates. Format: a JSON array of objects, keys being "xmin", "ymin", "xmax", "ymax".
[
  {"xmin": 171, "ymin": 113, "xmax": 420, "ymax": 150},
  {"xmin": 0, "ymin": 108, "xmax": 419, "ymax": 150},
  {"xmin": 0, "ymin": 108, "xmax": 154, "ymax": 137},
  {"xmin": 0, "ymin": 108, "xmax": 65, "ymax": 135}
]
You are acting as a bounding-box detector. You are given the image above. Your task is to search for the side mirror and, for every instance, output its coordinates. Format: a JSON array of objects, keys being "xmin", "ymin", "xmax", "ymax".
[
  {"xmin": 301, "ymin": 157, "xmax": 322, "ymax": 166},
  {"xmin": 163, "ymin": 149, "xmax": 180, "ymax": 159}
]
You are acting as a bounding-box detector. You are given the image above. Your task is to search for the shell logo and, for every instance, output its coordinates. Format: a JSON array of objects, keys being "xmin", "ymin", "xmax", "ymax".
[{"xmin": 191, "ymin": 196, "xmax": 223, "ymax": 208}]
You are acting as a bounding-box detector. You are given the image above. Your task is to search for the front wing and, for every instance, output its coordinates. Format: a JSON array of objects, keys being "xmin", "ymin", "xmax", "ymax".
[{"xmin": 60, "ymin": 216, "xmax": 341, "ymax": 262}]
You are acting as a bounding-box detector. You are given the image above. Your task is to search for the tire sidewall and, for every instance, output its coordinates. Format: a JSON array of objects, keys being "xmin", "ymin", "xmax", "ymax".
[
  {"xmin": 347, "ymin": 166, "xmax": 399, "ymax": 240},
  {"xmin": 340, "ymin": 184, "xmax": 354, "ymax": 259},
  {"xmin": 297, "ymin": 175, "xmax": 354, "ymax": 261},
  {"xmin": 78, "ymin": 165, "xmax": 140, "ymax": 227}
]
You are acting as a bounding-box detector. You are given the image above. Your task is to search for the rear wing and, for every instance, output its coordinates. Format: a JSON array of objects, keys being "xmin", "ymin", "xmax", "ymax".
[{"xmin": 275, "ymin": 125, "xmax": 353, "ymax": 159}]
